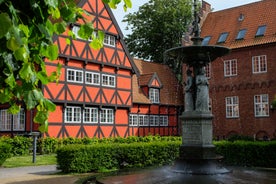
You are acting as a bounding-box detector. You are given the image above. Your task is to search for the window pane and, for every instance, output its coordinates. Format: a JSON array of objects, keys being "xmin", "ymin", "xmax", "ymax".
[
  {"xmin": 225, "ymin": 96, "xmax": 239, "ymax": 118},
  {"xmin": 236, "ymin": 29, "xmax": 247, "ymax": 40},
  {"xmin": 202, "ymin": 36, "xmax": 211, "ymax": 45},
  {"xmin": 252, "ymin": 55, "xmax": 267, "ymax": 73},
  {"xmin": 218, "ymin": 32, "xmax": 228, "ymax": 43},
  {"xmin": 254, "ymin": 94, "xmax": 269, "ymax": 117},
  {"xmin": 256, "ymin": 25, "xmax": 266, "ymax": 36}
]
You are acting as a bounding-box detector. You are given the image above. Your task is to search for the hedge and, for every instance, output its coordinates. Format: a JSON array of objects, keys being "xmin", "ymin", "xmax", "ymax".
[
  {"xmin": 214, "ymin": 140, "xmax": 276, "ymax": 167},
  {"xmin": 56, "ymin": 142, "xmax": 180, "ymax": 173},
  {"xmin": 0, "ymin": 142, "xmax": 12, "ymax": 166},
  {"xmin": 0, "ymin": 136, "xmax": 32, "ymax": 156}
]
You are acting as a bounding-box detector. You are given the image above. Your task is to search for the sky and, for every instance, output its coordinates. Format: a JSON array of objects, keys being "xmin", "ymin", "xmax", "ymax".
[{"xmin": 112, "ymin": 0, "xmax": 261, "ymax": 35}]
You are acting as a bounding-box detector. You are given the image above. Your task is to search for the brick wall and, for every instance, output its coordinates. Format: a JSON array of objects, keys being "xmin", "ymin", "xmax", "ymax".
[{"xmin": 209, "ymin": 44, "xmax": 276, "ymax": 140}]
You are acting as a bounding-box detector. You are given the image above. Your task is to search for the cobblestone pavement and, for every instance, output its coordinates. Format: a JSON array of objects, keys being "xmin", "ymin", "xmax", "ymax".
[{"xmin": 0, "ymin": 165, "xmax": 81, "ymax": 184}]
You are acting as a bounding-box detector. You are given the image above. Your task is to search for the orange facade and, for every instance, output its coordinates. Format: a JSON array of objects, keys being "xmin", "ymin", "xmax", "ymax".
[{"xmin": 0, "ymin": 0, "xmax": 184, "ymax": 138}]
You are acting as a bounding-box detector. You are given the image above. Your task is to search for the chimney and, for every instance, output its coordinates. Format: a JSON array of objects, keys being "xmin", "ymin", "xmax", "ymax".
[{"xmin": 201, "ymin": 1, "xmax": 212, "ymax": 23}]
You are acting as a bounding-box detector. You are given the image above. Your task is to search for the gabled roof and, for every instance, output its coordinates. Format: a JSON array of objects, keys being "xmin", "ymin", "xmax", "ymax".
[
  {"xmin": 139, "ymin": 73, "xmax": 163, "ymax": 88},
  {"xmin": 133, "ymin": 59, "xmax": 183, "ymax": 105},
  {"xmin": 201, "ymin": 0, "xmax": 276, "ymax": 49}
]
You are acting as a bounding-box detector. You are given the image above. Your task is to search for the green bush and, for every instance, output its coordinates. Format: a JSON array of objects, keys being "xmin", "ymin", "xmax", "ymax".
[
  {"xmin": 56, "ymin": 141, "xmax": 180, "ymax": 173},
  {"xmin": 38, "ymin": 137, "xmax": 59, "ymax": 154},
  {"xmin": 0, "ymin": 142, "xmax": 12, "ymax": 166},
  {"xmin": 0, "ymin": 136, "xmax": 32, "ymax": 156},
  {"xmin": 215, "ymin": 140, "xmax": 276, "ymax": 167},
  {"xmin": 227, "ymin": 135, "xmax": 254, "ymax": 142}
]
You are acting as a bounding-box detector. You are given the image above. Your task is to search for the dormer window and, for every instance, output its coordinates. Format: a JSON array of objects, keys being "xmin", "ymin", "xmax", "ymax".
[
  {"xmin": 236, "ymin": 29, "xmax": 247, "ymax": 40},
  {"xmin": 255, "ymin": 25, "xmax": 266, "ymax": 37},
  {"xmin": 149, "ymin": 88, "xmax": 160, "ymax": 103},
  {"xmin": 202, "ymin": 36, "xmax": 211, "ymax": 45},
  {"xmin": 217, "ymin": 32, "xmax": 229, "ymax": 43}
]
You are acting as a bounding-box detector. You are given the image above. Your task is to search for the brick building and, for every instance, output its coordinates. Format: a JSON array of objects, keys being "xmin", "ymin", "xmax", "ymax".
[{"xmin": 201, "ymin": 0, "xmax": 276, "ymax": 140}]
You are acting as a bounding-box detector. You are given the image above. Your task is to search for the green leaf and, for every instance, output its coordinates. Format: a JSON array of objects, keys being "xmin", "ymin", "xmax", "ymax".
[
  {"xmin": 37, "ymin": 71, "xmax": 49, "ymax": 84},
  {"xmin": 7, "ymin": 37, "xmax": 21, "ymax": 51},
  {"xmin": 24, "ymin": 89, "xmax": 43, "ymax": 110},
  {"xmin": 40, "ymin": 44, "xmax": 58, "ymax": 60},
  {"xmin": 19, "ymin": 62, "xmax": 34, "ymax": 81},
  {"xmin": 90, "ymin": 31, "xmax": 104, "ymax": 50},
  {"xmin": 54, "ymin": 22, "xmax": 66, "ymax": 34},
  {"xmin": 0, "ymin": 89, "xmax": 12, "ymax": 104},
  {"xmin": 44, "ymin": 99, "xmax": 56, "ymax": 112},
  {"xmin": 34, "ymin": 111, "xmax": 49, "ymax": 132},
  {"xmin": 8, "ymin": 104, "xmax": 20, "ymax": 114},
  {"xmin": 78, "ymin": 24, "xmax": 94, "ymax": 40},
  {"xmin": 0, "ymin": 13, "xmax": 12, "ymax": 38},
  {"xmin": 47, "ymin": 44, "xmax": 59, "ymax": 60},
  {"xmin": 5, "ymin": 74, "xmax": 16, "ymax": 88},
  {"xmin": 45, "ymin": 0, "xmax": 58, "ymax": 8},
  {"xmin": 124, "ymin": 0, "xmax": 132, "ymax": 8},
  {"xmin": 14, "ymin": 46, "xmax": 29, "ymax": 62},
  {"xmin": 19, "ymin": 24, "xmax": 29, "ymax": 38}
]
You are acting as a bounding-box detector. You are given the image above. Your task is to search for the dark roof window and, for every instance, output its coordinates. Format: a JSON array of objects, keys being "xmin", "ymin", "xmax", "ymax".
[
  {"xmin": 217, "ymin": 32, "xmax": 229, "ymax": 43},
  {"xmin": 255, "ymin": 25, "xmax": 266, "ymax": 37},
  {"xmin": 202, "ymin": 36, "xmax": 211, "ymax": 45},
  {"xmin": 236, "ymin": 29, "xmax": 247, "ymax": 40}
]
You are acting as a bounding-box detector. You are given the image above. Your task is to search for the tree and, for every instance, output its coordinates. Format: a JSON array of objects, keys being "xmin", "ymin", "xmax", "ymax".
[
  {"xmin": 124, "ymin": 0, "xmax": 193, "ymax": 63},
  {"xmin": 0, "ymin": 0, "xmax": 131, "ymax": 132}
]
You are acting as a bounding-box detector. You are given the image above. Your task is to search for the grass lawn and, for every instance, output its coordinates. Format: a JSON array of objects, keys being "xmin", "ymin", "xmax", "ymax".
[{"xmin": 2, "ymin": 154, "xmax": 57, "ymax": 168}]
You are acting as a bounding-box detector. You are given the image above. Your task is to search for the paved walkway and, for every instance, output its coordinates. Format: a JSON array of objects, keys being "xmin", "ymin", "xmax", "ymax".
[{"xmin": 0, "ymin": 165, "xmax": 81, "ymax": 184}]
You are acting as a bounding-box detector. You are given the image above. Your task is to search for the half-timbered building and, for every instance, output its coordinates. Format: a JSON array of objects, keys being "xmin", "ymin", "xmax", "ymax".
[{"xmin": 0, "ymin": 0, "xmax": 184, "ymax": 138}]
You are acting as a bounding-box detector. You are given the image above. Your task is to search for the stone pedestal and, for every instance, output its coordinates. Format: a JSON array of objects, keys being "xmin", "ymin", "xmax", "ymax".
[
  {"xmin": 172, "ymin": 111, "xmax": 229, "ymax": 175},
  {"xmin": 180, "ymin": 111, "xmax": 214, "ymax": 159}
]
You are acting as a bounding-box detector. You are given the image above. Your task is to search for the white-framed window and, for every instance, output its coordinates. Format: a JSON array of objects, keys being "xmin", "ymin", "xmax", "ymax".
[
  {"xmin": 129, "ymin": 114, "xmax": 138, "ymax": 126},
  {"xmin": 72, "ymin": 25, "xmax": 81, "ymax": 39},
  {"xmin": 102, "ymin": 74, "xmax": 115, "ymax": 87},
  {"xmin": 86, "ymin": 72, "xmax": 100, "ymax": 85},
  {"xmin": 83, "ymin": 107, "xmax": 98, "ymax": 123},
  {"xmin": 254, "ymin": 94, "xmax": 269, "ymax": 117},
  {"xmin": 252, "ymin": 55, "xmax": 267, "ymax": 74},
  {"xmin": 129, "ymin": 114, "xmax": 168, "ymax": 127},
  {"xmin": 225, "ymin": 96, "xmax": 239, "ymax": 118},
  {"xmin": 65, "ymin": 106, "xmax": 81, "ymax": 123},
  {"xmin": 224, "ymin": 59, "xmax": 237, "ymax": 77},
  {"xmin": 139, "ymin": 115, "xmax": 149, "ymax": 126},
  {"xmin": 67, "ymin": 69, "xmax": 83, "ymax": 83},
  {"xmin": 0, "ymin": 109, "xmax": 25, "ymax": 131},
  {"xmin": 149, "ymin": 88, "xmax": 160, "ymax": 103},
  {"xmin": 160, "ymin": 116, "xmax": 168, "ymax": 126},
  {"xmin": 104, "ymin": 34, "xmax": 116, "ymax": 47},
  {"xmin": 150, "ymin": 115, "xmax": 159, "ymax": 126},
  {"xmin": 100, "ymin": 108, "xmax": 114, "ymax": 124}
]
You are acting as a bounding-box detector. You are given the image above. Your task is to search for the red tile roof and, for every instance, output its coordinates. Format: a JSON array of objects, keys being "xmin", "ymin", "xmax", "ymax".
[
  {"xmin": 201, "ymin": 0, "xmax": 276, "ymax": 49},
  {"xmin": 133, "ymin": 59, "xmax": 184, "ymax": 105}
]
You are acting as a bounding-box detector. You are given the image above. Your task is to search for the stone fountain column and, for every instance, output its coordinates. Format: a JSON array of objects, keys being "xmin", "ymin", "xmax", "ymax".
[{"xmin": 165, "ymin": 0, "xmax": 230, "ymax": 175}]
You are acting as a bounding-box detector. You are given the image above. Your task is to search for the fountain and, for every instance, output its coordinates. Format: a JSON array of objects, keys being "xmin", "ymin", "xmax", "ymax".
[
  {"xmin": 166, "ymin": 0, "xmax": 230, "ymax": 175},
  {"xmin": 96, "ymin": 1, "xmax": 276, "ymax": 183}
]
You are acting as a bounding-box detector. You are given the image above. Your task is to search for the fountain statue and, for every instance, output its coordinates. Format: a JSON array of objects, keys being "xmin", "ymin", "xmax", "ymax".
[{"xmin": 165, "ymin": 0, "xmax": 230, "ymax": 174}]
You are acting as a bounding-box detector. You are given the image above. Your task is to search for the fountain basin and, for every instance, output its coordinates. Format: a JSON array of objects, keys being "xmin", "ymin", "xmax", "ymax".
[
  {"xmin": 97, "ymin": 166, "xmax": 276, "ymax": 184},
  {"xmin": 164, "ymin": 45, "xmax": 231, "ymax": 65}
]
